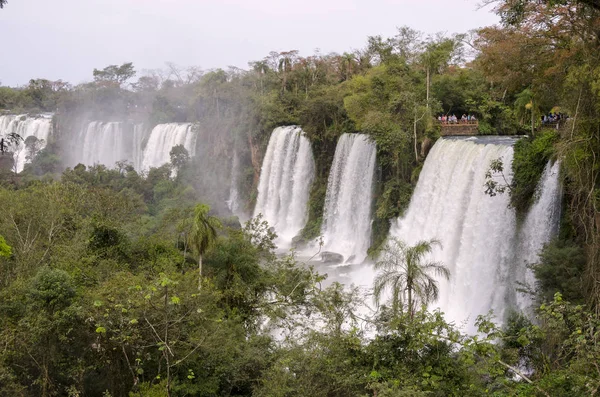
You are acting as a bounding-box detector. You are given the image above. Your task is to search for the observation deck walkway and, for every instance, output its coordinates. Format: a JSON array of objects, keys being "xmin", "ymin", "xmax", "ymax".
[{"xmin": 439, "ymin": 121, "xmax": 479, "ymax": 136}]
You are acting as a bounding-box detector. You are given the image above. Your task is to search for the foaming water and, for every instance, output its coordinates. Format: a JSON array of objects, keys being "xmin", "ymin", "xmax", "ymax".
[
  {"xmin": 72, "ymin": 122, "xmax": 138, "ymax": 168},
  {"xmin": 515, "ymin": 160, "xmax": 562, "ymax": 311},
  {"xmin": 0, "ymin": 114, "xmax": 52, "ymax": 172},
  {"xmin": 142, "ymin": 123, "xmax": 196, "ymax": 171},
  {"xmin": 320, "ymin": 133, "xmax": 376, "ymax": 264},
  {"xmin": 254, "ymin": 126, "xmax": 315, "ymax": 247}
]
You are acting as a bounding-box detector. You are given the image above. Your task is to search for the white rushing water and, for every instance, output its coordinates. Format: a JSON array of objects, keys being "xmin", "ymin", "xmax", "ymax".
[
  {"xmin": 321, "ymin": 133, "xmax": 376, "ymax": 264},
  {"xmin": 0, "ymin": 114, "xmax": 52, "ymax": 173},
  {"xmin": 132, "ymin": 123, "xmax": 150, "ymax": 171},
  {"xmin": 227, "ymin": 150, "xmax": 248, "ymax": 223},
  {"xmin": 142, "ymin": 123, "xmax": 197, "ymax": 171},
  {"xmin": 515, "ymin": 160, "xmax": 562, "ymax": 311},
  {"xmin": 384, "ymin": 137, "xmax": 560, "ymax": 330},
  {"xmin": 254, "ymin": 126, "xmax": 315, "ymax": 247},
  {"xmin": 72, "ymin": 122, "xmax": 138, "ymax": 168},
  {"xmin": 70, "ymin": 121, "xmax": 194, "ymax": 172}
]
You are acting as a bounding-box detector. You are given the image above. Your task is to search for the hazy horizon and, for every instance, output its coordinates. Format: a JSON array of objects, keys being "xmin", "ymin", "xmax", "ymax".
[{"xmin": 0, "ymin": 0, "xmax": 499, "ymax": 87}]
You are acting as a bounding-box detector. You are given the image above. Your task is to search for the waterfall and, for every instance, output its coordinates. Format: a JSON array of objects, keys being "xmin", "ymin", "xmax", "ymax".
[
  {"xmin": 0, "ymin": 114, "xmax": 52, "ymax": 173},
  {"xmin": 71, "ymin": 121, "xmax": 192, "ymax": 172},
  {"xmin": 254, "ymin": 126, "xmax": 315, "ymax": 246},
  {"xmin": 515, "ymin": 160, "xmax": 562, "ymax": 311},
  {"xmin": 388, "ymin": 137, "xmax": 560, "ymax": 329},
  {"xmin": 227, "ymin": 150, "xmax": 247, "ymax": 223},
  {"xmin": 321, "ymin": 133, "xmax": 376, "ymax": 264},
  {"xmin": 72, "ymin": 122, "xmax": 136, "ymax": 168},
  {"xmin": 141, "ymin": 123, "xmax": 196, "ymax": 171},
  {"xmin": 133, "ymin": 123, "xmax": 150, "ymax": 171}
]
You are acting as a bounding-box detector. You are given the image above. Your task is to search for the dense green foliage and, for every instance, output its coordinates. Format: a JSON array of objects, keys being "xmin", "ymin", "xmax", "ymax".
[{"xmin": 510, "ymin": 130, "xmax": 558, "ymax": 215}]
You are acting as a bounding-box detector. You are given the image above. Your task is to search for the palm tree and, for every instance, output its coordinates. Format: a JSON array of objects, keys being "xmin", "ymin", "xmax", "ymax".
[
  {"xmin": 514, "ymin": 88, "xmax": 538, "ymax": 136},
  {"xmin": 373, "ymin": 238, "xmax": 450, "ymax": 318},
  {"xmin": 188, "ymin": 204, "xmax": 221, "ymax": 289}
]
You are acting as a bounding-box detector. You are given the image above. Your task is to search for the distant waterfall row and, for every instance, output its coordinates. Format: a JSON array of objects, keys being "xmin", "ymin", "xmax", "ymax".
[
  {"xmin": 0, "ymin": 114, "xmax": 52, "ymax": 173},
  {"xmin": 69, "ymin": 121, "xmax": 197, "ymax": 171}
]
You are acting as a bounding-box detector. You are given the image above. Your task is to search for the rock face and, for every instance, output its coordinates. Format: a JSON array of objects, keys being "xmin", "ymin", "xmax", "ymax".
[
  {"xmin": 0, "ymin": 152, "xmax": 14, "ymax": 172},
  {"xmin": 321, "ymin": 251, "xmax": 344, "ymax": 264},
  {"xmin": 420, "ymin": 137, "xmax": 433, "ymax": 158}
]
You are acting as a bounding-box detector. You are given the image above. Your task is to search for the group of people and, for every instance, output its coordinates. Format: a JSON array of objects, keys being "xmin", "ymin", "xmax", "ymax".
[
  {"xmin": 542, "ymin": 113, "xmax": 564, "ymax": 124},
  {"xmin": 438, "ymin": 114, "xmax": 477, "ymax": 124}
]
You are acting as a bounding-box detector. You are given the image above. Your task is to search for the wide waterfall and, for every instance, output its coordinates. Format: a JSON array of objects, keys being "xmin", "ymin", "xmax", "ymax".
[
  {"xmin": 69, "ymin": 121, "xmax": 195, "ymax": 172},
  {"xmin": 142, "ymin": 123, "xmax": 197, "ymax": 171},
  {"xmin": 0, "ymin": 114, "xmax": 52, "ymax": 173},
  {"xmin": 321, "ymin": 133, "xmax": 376, "ymax": 264},
  {"xmin": 71, "ymin": 122, "xmax": 142, "ymax": 168},
  {"xmin": 388, "ymin": 137, "xmax": 560, "ymax": 329},
  {"xmin": 254, "ymin": 126, "xmax": 315, "ymax": 247}
]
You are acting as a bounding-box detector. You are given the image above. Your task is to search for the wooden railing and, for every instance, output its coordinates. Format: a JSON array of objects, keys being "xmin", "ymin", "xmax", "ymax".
[{"xmin": 437, "ymin": 120, "xmax": 479, "ymax": 126}]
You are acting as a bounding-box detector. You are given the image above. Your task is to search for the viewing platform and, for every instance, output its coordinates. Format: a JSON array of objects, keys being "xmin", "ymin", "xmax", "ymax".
[{"xmin": 439, "ymin": 121, "xmax": 479, "ymax": 136}]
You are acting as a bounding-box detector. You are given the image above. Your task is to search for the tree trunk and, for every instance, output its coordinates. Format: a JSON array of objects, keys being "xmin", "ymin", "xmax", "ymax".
[
  {"xmin": 198, "ymin": 254, "xmax": 203, "ymax": 290},
  {"xmin": 408, "ymin": 284, "xmax": 413, "ymax": 319},
  {"xmin": 531, "ymin": 108, "xmax": 535, "ymax": 137},
  {"xmin": 164, "ymin": 286, "xmax": 171, "ymax": 397},
  {"xmin": 426, "ymin": 67, "xmax": 430, "ymax": 108},
  {"xmin": 414, "ymin": 117, "xmax": 419, "ymax": 163}
]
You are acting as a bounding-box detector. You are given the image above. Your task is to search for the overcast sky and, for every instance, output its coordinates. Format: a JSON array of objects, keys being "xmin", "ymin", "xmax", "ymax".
[{"xmin": 0, "ymin": 0, "xmax": 499, "ymax": 87}]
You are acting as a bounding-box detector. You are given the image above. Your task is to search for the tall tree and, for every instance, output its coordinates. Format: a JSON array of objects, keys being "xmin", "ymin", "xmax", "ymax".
[
  {"xmin": 188, "ymin": 204, "xmax": 221, "ymax": 289},
  {"xmin": 93, "ymin": 62, "xmax": 136, "ymax": 87},
  {"xmin": 374, "ymin": 238, "xmax": 450, "ymax": 318}
]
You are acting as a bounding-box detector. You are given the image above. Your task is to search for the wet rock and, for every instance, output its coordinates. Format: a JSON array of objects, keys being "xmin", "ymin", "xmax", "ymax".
[{"xmin": 321, "ymin": 251, "xmax": 344, "ymax": 264}]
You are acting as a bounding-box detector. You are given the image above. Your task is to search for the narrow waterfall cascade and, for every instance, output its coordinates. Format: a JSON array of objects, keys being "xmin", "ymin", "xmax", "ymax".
[
  {"xmin": 0, "ymin": 114, "xmax": 52, "ymax": 173},
  {"xmin": 227, "ymin": 150, "xmax": 247, "ymax": 223},
  {"xmin": 515, "ymin": 160, "xmax": 562, "ymax": 311},
  {"xmin": 132, "ymin": 123, "xmax": 150, "ymax": 170},
  {"xmin": 320, "ymin": 133, "xmax": 377, "ymax": 264},
  {"xmin": 253, "ymin": 126, "xmax": 315, "ymax": 246},
  {"xmin": 388, "ymin": 137, "xmax": 561, "ymax": 330},
  {"xmin": 72, "ymin": 122, "xmax": 135, "ymax": 168},
  {"xmin": 141, "ymin": 123, "xmax": 197, "ymax": 171}
]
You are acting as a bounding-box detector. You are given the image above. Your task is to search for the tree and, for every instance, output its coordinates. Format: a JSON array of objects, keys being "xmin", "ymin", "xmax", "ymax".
[
  {"xmin": 93, "ymin": 62, "xmax": 136, "ymax": 87},
  {"xmin": 373, "ymin": 238, "xmax": 450, "ymax": 318},
  {"xmin": 169, "ymin": 144, "xmax": 189, "ymax": 171},
  {"xmin": 0, "ymin": 0, "xmax": 6, "ymax": 8},
  {"xmin": 24, "ymin": 136, "xmax": 45, "ymax": 163},
  {"xmin": 188, "ymin": 204, "xmax": 221, "ymax": 288},
  {"xmin": 514, "ymin": 88, "xmax": 538, "ymax": 136},
  {"xmin": 420, "ymin": 37, "xmax": 459, "ymax": 107}
]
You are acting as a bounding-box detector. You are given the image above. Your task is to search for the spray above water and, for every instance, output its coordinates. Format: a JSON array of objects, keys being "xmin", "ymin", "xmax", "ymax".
[
  {"xmin": 320, "ymin": 133, "xmax": 376, "ymax": 264},
  {"xmin": 254, "ymin": 126, "xmax": 315, "ymax": 247}
]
